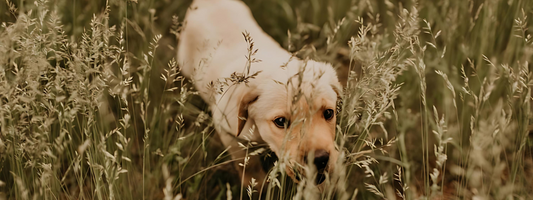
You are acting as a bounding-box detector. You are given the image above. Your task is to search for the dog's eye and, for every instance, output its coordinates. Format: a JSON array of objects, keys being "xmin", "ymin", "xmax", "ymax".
[
  {"xmin": 323, "ymin": 109, "xmax": 334, "ymax": 120},
  {"xmin": 273, "ymin": 117, "xmax": 288, "ymax": 128}
]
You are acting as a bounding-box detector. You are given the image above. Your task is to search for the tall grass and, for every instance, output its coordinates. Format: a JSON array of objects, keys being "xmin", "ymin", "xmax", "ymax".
[{"xmin": 0, "ymin": 0, "xmax": 532, "ymax": 199}]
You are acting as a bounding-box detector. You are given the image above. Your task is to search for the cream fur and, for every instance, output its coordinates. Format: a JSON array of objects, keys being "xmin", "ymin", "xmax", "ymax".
[{"xmin": 177, "ymin": 0, "xmax": 342, "ymax": 187}]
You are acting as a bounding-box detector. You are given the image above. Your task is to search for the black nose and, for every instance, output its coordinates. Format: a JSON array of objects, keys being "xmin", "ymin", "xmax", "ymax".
[{"xmin": 313, "ymin": 150, "xmax": 330, "ymax": 172}]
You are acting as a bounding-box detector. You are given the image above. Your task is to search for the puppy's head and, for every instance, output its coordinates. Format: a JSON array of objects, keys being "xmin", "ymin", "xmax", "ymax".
[{"xmin": 236, "ymin": 61, "xmax": 342, "ymax": 185}]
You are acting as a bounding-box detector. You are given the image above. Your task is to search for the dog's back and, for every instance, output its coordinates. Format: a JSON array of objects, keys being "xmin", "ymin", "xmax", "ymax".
[{"xmin": 178, "ymin": 0, "xmax": 291, "ymax": 101}]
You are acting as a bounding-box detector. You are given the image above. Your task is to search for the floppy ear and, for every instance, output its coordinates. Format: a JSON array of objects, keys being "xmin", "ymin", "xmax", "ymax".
[
  {"xmin": 330, "ymin": 80, "xmax": 343, "ymax": 114},
  {"xmin": 330, "ymin": 81, "xmax": 343, "ymax": 98},
  {"xmin": 237, "ymin": 92, "xmax": 259, "ymax": 136}
]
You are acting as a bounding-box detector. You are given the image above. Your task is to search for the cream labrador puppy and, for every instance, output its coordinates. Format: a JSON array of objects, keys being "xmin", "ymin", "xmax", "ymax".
[{"xmin": 178, "ymin": 0, "xmax": 342, "ymax": 188}]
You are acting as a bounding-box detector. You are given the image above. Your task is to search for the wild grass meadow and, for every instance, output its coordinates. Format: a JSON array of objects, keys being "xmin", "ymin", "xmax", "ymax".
[{"xmin": 0, "ymin": 0, "xmax": 532, "ymax": 199}]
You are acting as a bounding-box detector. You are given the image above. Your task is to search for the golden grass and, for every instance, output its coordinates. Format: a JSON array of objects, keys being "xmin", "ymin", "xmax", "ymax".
[{"xmin": 0, "ymin": 0, "xmax": 532, "ymax": 199}]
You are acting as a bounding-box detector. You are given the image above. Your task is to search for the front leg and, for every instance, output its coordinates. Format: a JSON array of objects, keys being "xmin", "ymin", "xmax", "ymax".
[{"xmin": 218, "ymin": 131, "xmax": 267, "ymax": 192}]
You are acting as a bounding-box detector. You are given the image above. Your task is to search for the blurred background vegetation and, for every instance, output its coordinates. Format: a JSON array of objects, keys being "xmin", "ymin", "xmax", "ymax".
[{"xmin": 0, "ymin": 0, "xmax": 532, "ymax": 199}]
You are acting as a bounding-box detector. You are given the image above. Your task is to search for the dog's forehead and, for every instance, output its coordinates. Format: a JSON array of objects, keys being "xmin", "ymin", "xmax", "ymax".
[
  {"xmin": 252, "ymin": 78, "xmax": 337, "ymax": 116},
  {"xmin": 258, "ymin": 66, "xmax": 336, "ymax": 99},
  {"xmin": 260, "ymin": 73, "xmax": 336, "ymax": 97},
  {"xmin": 248, "ymin": 60, "xmax": 339, "ymax": 118}
]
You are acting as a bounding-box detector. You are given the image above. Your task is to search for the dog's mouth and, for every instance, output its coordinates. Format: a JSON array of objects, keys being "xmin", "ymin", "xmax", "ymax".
[{"xmin": 287, "ymin": 163, "xmax": 328, "ymax": 185}]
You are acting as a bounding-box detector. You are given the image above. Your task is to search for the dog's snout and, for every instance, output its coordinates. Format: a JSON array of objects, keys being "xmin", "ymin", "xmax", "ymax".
[{"xmin": 313, "ymin": 150, "xmax": 329, "ymax": 171}]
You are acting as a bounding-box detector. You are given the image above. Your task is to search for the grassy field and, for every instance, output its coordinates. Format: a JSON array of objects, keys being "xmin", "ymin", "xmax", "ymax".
[{"xmin": 0, "ymin": 0, "xmax": 532, "ymax": 199}]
